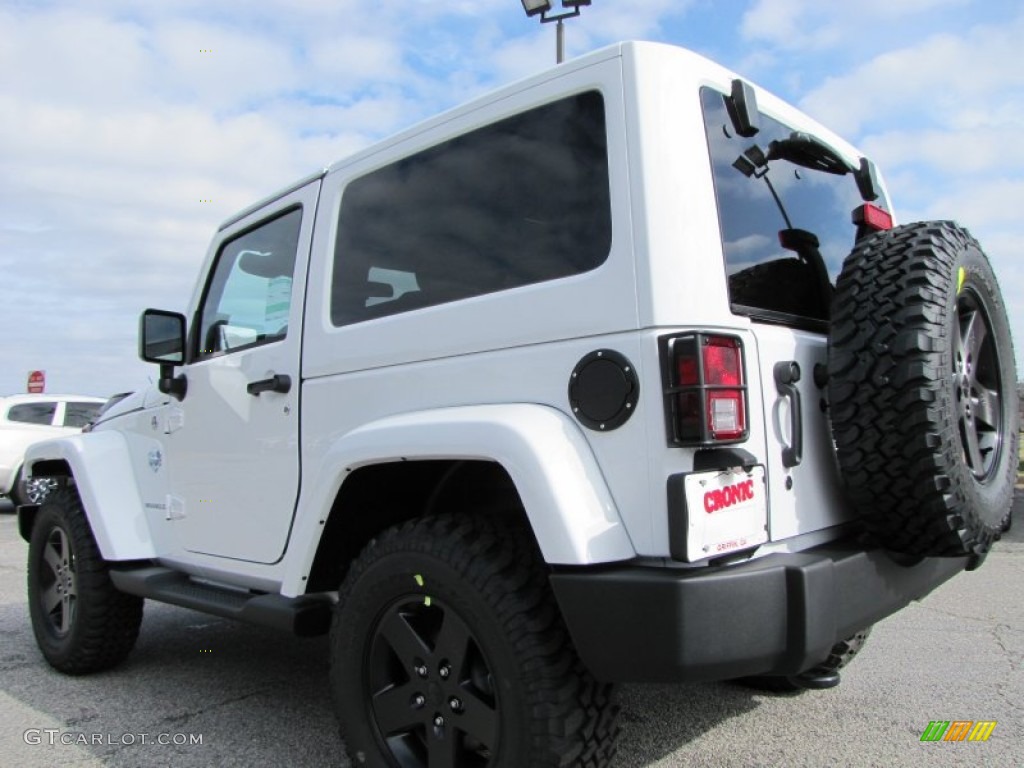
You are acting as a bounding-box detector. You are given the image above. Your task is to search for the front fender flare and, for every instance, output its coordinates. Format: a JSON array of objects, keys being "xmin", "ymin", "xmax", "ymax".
[
  {"xmin": 23, "ymin": 432, "xmax": 156, "ymax": 561},
  {"xmin": 283, "ymin": 404, "xmax": 635, "ymax": 596}
]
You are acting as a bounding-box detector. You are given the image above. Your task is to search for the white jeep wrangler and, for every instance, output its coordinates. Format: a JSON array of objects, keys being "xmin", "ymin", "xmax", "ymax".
[{"xmin": 19, "ymin": 42, "xmax": 1017, "ymax": 767}]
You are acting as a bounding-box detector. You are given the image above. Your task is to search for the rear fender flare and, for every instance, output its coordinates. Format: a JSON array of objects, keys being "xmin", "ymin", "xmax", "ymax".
[{"xmin": 282, "ymin": 404, "xmax": 635, "ymax": 596}]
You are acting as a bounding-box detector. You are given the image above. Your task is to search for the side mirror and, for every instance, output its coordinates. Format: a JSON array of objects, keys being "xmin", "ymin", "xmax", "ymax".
[
  {"xmin": 139, "ymin": 309, "xmax": 188, "ymax": 400},
  {"xmin": 140, "ymin": 309, "xmax": 185, "ymax": 364}
]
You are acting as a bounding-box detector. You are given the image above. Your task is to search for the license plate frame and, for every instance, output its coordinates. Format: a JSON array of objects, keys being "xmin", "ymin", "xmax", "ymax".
[{"xmin": 683, "ymin": 466, "xmax": 767, "ymax": 561}]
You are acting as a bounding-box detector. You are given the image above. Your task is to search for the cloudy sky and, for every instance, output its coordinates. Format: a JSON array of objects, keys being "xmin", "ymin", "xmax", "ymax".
[{"xmin": 1, "ymin": 0, "xmax": 1021, "ymax": 397}]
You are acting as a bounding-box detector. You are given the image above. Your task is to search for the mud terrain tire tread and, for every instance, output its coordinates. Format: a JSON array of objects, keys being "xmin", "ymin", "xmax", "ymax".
[
  {"xmin": 330, "ymin": 514, "xmax": 619, "ymax": 767},
  {"xmin": 27, "ymin": 487, "xmax": 144, "ymax": 674},
  {"xmin": 828, "ymin": 221, "xmax": 1017, "ymax": 556}
]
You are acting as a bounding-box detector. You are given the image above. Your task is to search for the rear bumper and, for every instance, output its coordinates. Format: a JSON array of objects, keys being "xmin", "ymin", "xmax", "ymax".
[{"xmin": 549, "ymin": 542, "xmax": 970, "ymax": 683}]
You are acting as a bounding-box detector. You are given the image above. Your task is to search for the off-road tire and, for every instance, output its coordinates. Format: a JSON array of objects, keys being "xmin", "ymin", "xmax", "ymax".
[
  {"xmin": 330, "ymin": 514, "xmax": 619, "ymax": 767},
  {"xmin": 27, "ymin": 487, "xmax": 144, "ymax": 673},
  {"xmin": 737, "ymin": 627, "xmax": 873, "ymax": 693},
  {"xmin": 828, "ymin": 221, "xmax": 1017, "ymax": 556}
]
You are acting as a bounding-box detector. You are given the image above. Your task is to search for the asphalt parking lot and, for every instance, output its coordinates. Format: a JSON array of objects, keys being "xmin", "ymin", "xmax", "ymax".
[{"xmin": 0, "ymin": 494, "xmax": 1021, "ymax": 768}]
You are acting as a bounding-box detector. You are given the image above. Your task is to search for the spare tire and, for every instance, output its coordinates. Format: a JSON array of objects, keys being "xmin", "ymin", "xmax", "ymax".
[{"xmin": 828, "ymin": 221, "xmax": 1018, "ymax": 557}]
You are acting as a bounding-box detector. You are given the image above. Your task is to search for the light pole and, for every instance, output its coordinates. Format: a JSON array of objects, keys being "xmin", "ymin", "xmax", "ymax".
[{"xmin": 520, "ymin": 1, "xmax": 592, "ymax": 64}]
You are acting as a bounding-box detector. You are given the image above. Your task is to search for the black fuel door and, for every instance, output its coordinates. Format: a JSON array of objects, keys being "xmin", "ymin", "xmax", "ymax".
[{"xmin": 568, "ymin": 350, "xmax": 639, "ymax": 431}]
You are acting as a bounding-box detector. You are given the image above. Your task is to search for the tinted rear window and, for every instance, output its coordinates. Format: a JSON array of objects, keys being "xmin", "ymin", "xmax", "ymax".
[
  {"xmin": 331, "ymin": 91, "xmax": 611, "ymax": 325},
  {"xmin": 701, "ymin": 87, "xmax": 887, "ymax": 324}
]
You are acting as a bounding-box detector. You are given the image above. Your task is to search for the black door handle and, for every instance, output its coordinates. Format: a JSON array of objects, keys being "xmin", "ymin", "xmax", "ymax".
[
  {"xmin": 773, "ymin": 361, "xmax": 802, "ymax": 468},
  {"xmin": 247, "ymin": 373, "xmax": 291, "ymax": 396}
]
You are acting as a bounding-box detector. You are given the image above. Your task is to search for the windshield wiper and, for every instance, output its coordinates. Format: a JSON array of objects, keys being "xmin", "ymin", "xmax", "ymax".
[
  {"xmin": 765, "ymin": 132, "xmax": 854, "ymax": 176},
  {"xmin": 734, "ymin": 131, "xmax": 881, "ymax": 202},
  {"xmin": 740, "ymin": 131, "xmax": 882, "ymax": 203}
]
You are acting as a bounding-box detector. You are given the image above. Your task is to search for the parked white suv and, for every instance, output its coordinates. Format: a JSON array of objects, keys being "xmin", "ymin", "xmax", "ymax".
[
  {"xmin": 18, "ymin": 42, "xmax": 1017, "ymax": 767},
  {"xmin": 0, "ymin": 394, "xmax": 104, "ymax": 505}
]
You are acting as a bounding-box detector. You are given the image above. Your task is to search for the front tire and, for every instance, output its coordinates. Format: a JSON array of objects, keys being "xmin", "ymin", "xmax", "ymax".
[
  {"xmin": 330, "ymin": 515, "xmax": 619, "ymax": 767},
  {"xmin": 27, "ymin": 487, "xmax": 143, "ymax": 673}
]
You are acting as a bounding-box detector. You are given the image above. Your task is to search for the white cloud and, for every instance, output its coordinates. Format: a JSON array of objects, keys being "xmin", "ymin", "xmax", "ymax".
[
  {"xmin": 799, "ymin": 15, "xmax": 1024, "ymax": 136},
  {"xmin": 306, "ymin": 36, "xmax": 409, "ymax": 92},
  {"xmin": 0, "ymin": 10, "xmax": 152, "ymax": 108},
  {"xmin": 900, "ymin": 179, "xmax": 1024, "ymax": 232},
  {"xmin": 582, "ymin": 0, "xmax": 694, "ymax": 43},
  {"xmin": 741, "ymin": 0, "xmax": 970, "ymax": 51},
  {"xmin": 862, "ymin": 126, "xmax": 1024, "ymax": 176},
  {"xmin": 149, "ymin": 21, "xmax": 300, "ymax": 107}
]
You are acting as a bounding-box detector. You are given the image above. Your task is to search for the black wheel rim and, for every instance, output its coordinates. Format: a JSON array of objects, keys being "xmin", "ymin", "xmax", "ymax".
[
  {"xmin": 953, "ymin": 287, "xmax": 1004, "ymax": 480},
  {"xmin": 37, "ymin": 526, "xmax": 77, "ymax": 636},
  {"xmin": 365, "ymin": 595, "xmax": 499, "ymax": 767}
]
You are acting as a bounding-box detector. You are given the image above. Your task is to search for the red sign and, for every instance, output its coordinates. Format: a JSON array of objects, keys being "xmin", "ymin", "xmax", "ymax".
[{"xmin": 27, "ymin": 370, "xmax": 45, "ymax": 394}]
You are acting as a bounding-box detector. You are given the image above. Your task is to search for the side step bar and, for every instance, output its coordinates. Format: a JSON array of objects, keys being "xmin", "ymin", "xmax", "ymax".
[{"xmin": 109, "ymin": 566, "xmax": 333, "ymax": 637}]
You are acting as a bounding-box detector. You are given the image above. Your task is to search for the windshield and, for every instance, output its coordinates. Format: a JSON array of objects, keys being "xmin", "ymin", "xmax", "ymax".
[{"xmin": 701, "ymin": 87, "xmax": 890, "ymax": 326}]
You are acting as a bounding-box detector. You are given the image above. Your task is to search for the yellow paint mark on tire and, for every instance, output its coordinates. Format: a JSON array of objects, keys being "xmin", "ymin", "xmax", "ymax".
[
  {"xmin": 424, "ymin": 596, "xmax": 432, "ymax": 607},
  {"xmin": 414, "ymin": 574, "xmax": 424, "ymax": 587},
  {"xmin": 957, "ymin": 266, "xmax": 966, "ymax": 294}
]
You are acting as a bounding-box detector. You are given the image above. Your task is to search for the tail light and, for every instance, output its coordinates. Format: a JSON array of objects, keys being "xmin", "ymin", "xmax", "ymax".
[
  {"xmin": 853, "ymin": 203, "xmax": 893, "ymax": 240},
  {"xmin": 662, "ymin": 333, "xmax": 748, "ymax": 445}
]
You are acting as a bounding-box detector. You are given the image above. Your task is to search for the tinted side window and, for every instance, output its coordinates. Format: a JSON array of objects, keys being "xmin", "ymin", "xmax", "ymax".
[
  {"xmin": 197, "ymin": 208, "xmax": 302, "ymax": 358},
  {"xmin": 7, "ymin": 402, "xmax": 57, "ymax": 425},
  {"xmin": 331, "ymin": 91, "xmax": 611, "ymax": 325},
  {"xmin": 701, "ymin": 87, "xmax": 885, "ymax": 324},
  {"xmin": 64, "ymin": 402, "xmax": 103, "ymax": 428}
]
